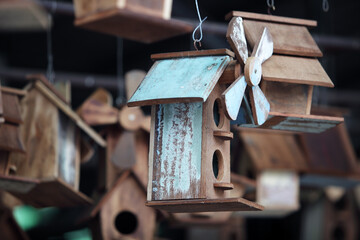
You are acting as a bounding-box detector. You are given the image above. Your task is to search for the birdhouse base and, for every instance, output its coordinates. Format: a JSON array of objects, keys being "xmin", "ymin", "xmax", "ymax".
[
  {"xmin": 146, "ymin": 198, "xmax": 264, "ymax": 213},
  {"xmin": 0, "ymin": 175, "xmax": 92, "ymax": 208},
  {"xmin": 75, "ymin": 8, "xmax": 193, "ymax": 43},
  {"xmin": 241, "ymin": 112, "xmax": 344, "ymax": 133}
]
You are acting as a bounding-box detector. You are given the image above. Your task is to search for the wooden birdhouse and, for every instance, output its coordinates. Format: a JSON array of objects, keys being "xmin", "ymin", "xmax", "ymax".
[
  {"xmin": 90, "ymin": 171, "xmax": 156, "ymax": 240},
  {"xmin": 128, "ymin": 49, "xmax": 263, "ymax": 212},
  {"xmin": 0, "ymin": 75, "xmax": 106, "ymax": 208},
  {"xmin": 73, "ymin": 0, "xmax": 192, "ymax": 43},
  {"xmin": 222, "ymin": 11, "xmax": 343, "ymax": 133}
]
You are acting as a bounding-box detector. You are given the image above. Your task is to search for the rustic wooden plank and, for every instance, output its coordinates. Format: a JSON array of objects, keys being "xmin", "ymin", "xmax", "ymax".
[
  {"xmin": 75, "ymin": 8, "xmax": 193, "ymax": 43},
  {"xmin": 57, "ymin": 111, "xmax": 78, "ymax": 189},
  {"xmin": 239, "ymin": 129, "xmax": 308, "ymax": 171},
  {"xmin": 34, "ymin": 81, "xmax": 106, "ymax": 147},
  {"xmin": 128, "ymin": 55, "xmax": 231, "ymax": 107},
  {"xmin": 226, "ymin": 11, "xmax": 317, "ymax": 27},
  {"xmin": 218, "ymin": 60, "xmax": 241, "ymax": 85},
  {"xmin": 243, "ymin": 112, "xmax": 343, "ymax": 133},
  {"xmin": 262, "ymin": 55, "xmax": 334, "ymax": 87},
  {"xmin": 147, "ymin": 106, "xmax": 156, "ymax": 201},
  {"xmin": 300, "ymin": 123, "xmax": 358, "ymax": 175},
  {"xmin": 146, "ymin": 197, "xmax": 264, "ymax": 212},
  {"xmin": 0, "ymin": 86, "xmax": 26, "ymax": 96},
  {"xmin": 213, "ymin": 130, "xmax": 233, "ymax": 140},
  {"xmin": 244, "ymin": 20, "xmax": 322, "ymax": 57},
  {"xmin": 151, "ymin": 102, "xmax": 203, "ymax": 200},
  {"xmin": 226, "ymin": 17, "xmax": 248, "ymax": 65},
  {"xmin": 261, "ymin": 81, "xmax": 310, "ymax": 115},
  {"xmin": 152, "ymin": 49, "xmax": 235, "ymax": 60},
  {"xmin": 2, "ymin": 92, "xmax": 22, "ymax": 124},
  {"xmin": 213, "ymin": 182, "xmax": 234, "ymax": 190},
  {"xmin": 0, "ymin": 123, "xmax": 25, "ymax": 153}
]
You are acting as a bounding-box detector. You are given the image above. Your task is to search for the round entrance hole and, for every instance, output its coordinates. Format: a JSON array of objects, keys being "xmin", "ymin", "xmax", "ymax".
[
  {"xmin": 212, "ymin": 150, "xmax": 224, "ymax": 181},
  {"xmin": 114, "ymin": 211, "xmax": 138, "ymax": 235},
  {"xmin": 213, "ymin": 99, "xmax": 224, "ymax": 128}
]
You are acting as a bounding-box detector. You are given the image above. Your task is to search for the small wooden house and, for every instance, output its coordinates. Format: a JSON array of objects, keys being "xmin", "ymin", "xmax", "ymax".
[
  {"xmin": 73, "ymin": 0, "xmax": 192, "ymax": 43},
  {"xmin": 128, "ymin": 49, "xmax": 263, "ymax": 212},
  {"xmin": 0, "ymin": 75, "xmax": 106, "ymax": 208},
  {"xmin": 90, "ymin": 171, "xmax": 156, "ymax": 240},
  {"xmin": 223, "ymin": 12, "xmax": 343, "ymax": 133}
]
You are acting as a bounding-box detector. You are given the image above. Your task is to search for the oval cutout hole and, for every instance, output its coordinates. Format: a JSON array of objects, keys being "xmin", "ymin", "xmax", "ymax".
[
  {"xmin": 212, "ymin": 150, "xmax": 224, "ymax": 181},
  {"xmin": 213, "ymin": 99, "xmax": 224, "ymax": 128},
  {"xmin": 114, "ymin": 211, "xmax": 138, "ymax": 235}
]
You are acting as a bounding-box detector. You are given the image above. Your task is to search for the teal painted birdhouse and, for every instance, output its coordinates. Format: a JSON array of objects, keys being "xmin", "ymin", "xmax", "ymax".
[{"xmin": 128, "ymin": 49, "xmax": 263, "ymax": 212}]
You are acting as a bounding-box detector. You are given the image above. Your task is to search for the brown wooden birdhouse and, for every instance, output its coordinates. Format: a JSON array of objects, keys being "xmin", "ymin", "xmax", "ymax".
[
  {"xmin": 90, "ymin": 171, "xmax": 156, "ymax": 240},
  {"xmin": 73, "ymin": 0, "xmax": 192, "ymax": 43},
  {"xmin": 128, "ymin": 49, "xmax": 263, "ymax": 213},
  {"xmin": 0, "ymin": 75, "xmax": 106, "ymax": 208},
  {"xmin": 222, "ymin": 11, "xmax": 343, "ymax": 133}
]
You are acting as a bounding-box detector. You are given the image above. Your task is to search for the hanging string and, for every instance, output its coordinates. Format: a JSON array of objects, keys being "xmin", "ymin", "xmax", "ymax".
[
  {"xmin": 46, "ymin": 13, "xmax": 54, "ymax": 84},
  {"xmin": 192, "ymin": 0, "xmax": 207, "ymax": 50},
  {"xmin": 322, "ymin": 0, "xmax": 329, "ymax": 12},
  {"xmin": 266, "ymin": 0, "xmax": 275, "ymax": 14}
]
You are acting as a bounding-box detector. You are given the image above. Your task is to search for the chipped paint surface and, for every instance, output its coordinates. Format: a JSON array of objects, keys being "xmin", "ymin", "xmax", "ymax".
[
  {"xmin": 128, "ymin": 56, "xmax": 231, "ymax": 106},
  {"xmin": 223, "ymin": 76, "xmax": 247, "ymax": 120},
  {"xmin": 152, "ymin": 102, "xmax": 203, "ymax": 200},
  {"xmin": 251, "ymin": 85, "xmax": 270, "ymax": 125},
  {"xmin": 228, "ymin": 17, "xmax": 248, "ymax": 64}
]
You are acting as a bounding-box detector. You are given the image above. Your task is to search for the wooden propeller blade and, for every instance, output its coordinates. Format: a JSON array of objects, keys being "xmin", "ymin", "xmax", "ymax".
[
  {"xmin": 141, "ymin": 115, "xmax": 151, "ymax": 132},
  {"xmin": 222, "ymin": 76, "xmax": 247, "ymax": 120},
  {"xmin": 110, "ymin": 131, "xmax": 137, "ymax": 169},
  {"xmin": 125, "ymin": 70, "xmax": 146, "ymax": 101},
  {"xmin": 226, "ymin": 17, "xmax": 248, "ymax": 66},
  {"xmin": 251, "ymin": 27, "xmax": 273, "ymax": 64},
  {"xmin": 119, "ymin": 106, "xmax": 144, "ymax": 131},
  {"xmin": 249, "ymin": 85, "xmax": 270, "ymax": 125}
]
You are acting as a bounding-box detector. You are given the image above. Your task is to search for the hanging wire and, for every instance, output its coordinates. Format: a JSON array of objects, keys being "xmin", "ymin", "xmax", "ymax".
[
  {"xmin": 115, "ymin": 38, "xmax": 125, "ymax": 106},
  {"xmin": 192, "ymin": 0, "xmax": 207, "ymax": 50},
  {"xmin": 266, "ymin": 0, "xmax": 275, "ymax": 14},
  {"xmin": 322, "ymin": 0, "xmax": 329, "ymax": 12},
  {"xmin": 46, "ymin": 13, "xmax": 54, "ymax": 84}
]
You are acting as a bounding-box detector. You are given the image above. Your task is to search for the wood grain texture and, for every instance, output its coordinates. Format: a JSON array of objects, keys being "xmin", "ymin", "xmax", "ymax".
[
  {"xmin": 201, "ymin": 84, "xmax": 232, "ymax": 200},
  {"xmin": 226, "ymin": 11, "xmax": 317, "ymax": 27},
  {"xmin": 151, "ymin": 102, "xmax": 203, "ymax": 200},
  {"xmin": 261, "ymin": 81, "xmax": 310, "ymax": 115},
  {"xmin": 218, "ymin": 60, "xmax": 241, "ymax": 84},
  {"xmin": 1, "ymin": 92, "xmax": 22, "ymax": 124},
  {"xmin": 152, "ymin": 49, "xmax": 235, "ymax": 60},
  {"xmin": 214, "ymin": 182, "xmax": 234, "ymax": 190},
  {"xmin": 262, "ymin": 55, "xmax": 334, "ymax": 87},
  {"xmin": 0, "ymin": 123, "xmax": 25, "ymax": 153},
  {"xmin": 244, "ymin": 20, "xmax": 322, "ymax": 57},
  {"xmin": 99, "ymin": 173, "xmax": 156, "ymax": 240},
  {"xmin": 300, "ymin": 123, "xmax": 359, "ymax": 175},
  {"xmin": 239, "ymin": 129, "xmax": 308, "ymax": 172},
  {"xmin": 128, "ymin": 55, "xmax": 231, "ymax": 107},
  {"xmin": 146, "ymin": 197, "xmax": 264, "ymax": 212},
  {"xmin": 75, "ymin": 8, "xmax": 192, "ymax": 43}
]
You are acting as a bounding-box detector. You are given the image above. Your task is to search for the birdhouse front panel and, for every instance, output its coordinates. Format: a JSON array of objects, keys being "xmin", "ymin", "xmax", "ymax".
[{"xmin": 150, "ymin": 102, "xmax": 203, "ymax": 200}]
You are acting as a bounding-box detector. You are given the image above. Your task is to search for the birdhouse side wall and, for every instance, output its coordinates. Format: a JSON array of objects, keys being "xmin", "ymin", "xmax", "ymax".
[
  {"xmin": 148, "ymin": 102, "xmax": 204, "ymax": 201},
  {"xmin": 74, "ymin": 0, "xmax": 172, "ymax": 19},
  {"xmin": 201, "ymin": 83, "xmax": 231, "ymax": 199},
  {"xmin": 261, "ymin": 81, "xmax": 313, "ymax": 115},
  {"xmin": 100, "ymin": 176, "xmax": 156, "ymax": 240},
  {"xmin": 7, "ymin": 88, "xmax": 59, "ymax": 180}
]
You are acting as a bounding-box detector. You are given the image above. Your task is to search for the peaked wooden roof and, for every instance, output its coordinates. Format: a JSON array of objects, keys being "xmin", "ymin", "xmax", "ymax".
[
  {"xmin": 26, "ymin": 74, "xmax": 106, "ymax": 147},
  {"xmin": 128, "ymin": 49, "xmax": 232, "ymax": 107}
]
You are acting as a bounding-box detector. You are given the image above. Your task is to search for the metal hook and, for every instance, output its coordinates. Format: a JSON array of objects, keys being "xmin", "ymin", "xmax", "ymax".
[
  {"xmin": 266, "ymin": 0, "xmax": 275, "ymax": 14},
  {"xmin": 193, "ymin": 40, "xmax": 202, "ymax": 51},
  {"xmin": 192, "ymin": 0, "xmax": 207, "ymax": 51}
]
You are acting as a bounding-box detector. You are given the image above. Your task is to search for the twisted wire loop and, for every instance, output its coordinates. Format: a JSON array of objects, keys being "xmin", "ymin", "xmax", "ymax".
[
  {"xmin": 323, "ymin": 0, "xmax": 329, "ymax": 12},
  {"xmin": 192, "ymin": 0, "xmax": 207, "ymax": 50},
  {"xmin": 266, "ymin": 0, "xmax": 275, "ymax": 14}
]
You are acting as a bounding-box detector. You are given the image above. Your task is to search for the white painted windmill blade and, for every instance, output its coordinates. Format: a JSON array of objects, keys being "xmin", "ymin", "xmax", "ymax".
[{"xmin": 223, "ymin": 17, "xmax": 273, "ymax": 125}]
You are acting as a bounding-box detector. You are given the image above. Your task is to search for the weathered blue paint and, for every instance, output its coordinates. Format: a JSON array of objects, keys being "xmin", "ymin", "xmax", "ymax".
[
  {"xmin": 152, "ymin": 102, "xmax": 203, "ymax": 200},
  {"xmin": 128, "ymin": 56, "xmax": 231, "ymax": 106}
]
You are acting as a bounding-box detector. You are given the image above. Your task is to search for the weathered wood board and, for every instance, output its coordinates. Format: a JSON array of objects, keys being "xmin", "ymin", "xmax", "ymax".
[
  {"xmin": 1, "ymin": 92, "xmax": 23, "ymax": 124},
  {"xmin": 239, "ymin": 129, "xmax": 307, "ymax": 171},
  {"xmin": 243, "ymin": 20, "xmax": 322, "ymax": 57},
  {"xmin": 262, "ymin": 55, "xmax": 334, "ymax": 87},
  {"xmin": 243, "ymin": 112, "xmax": 344, "ymax": 133},
  {"xmin": 261, "ymin": 81, "xmax": 312, "ymax": 115},
  {"xmin": 151, "ymin": 49, "xmax": 235, "ymax": 60},
  {"xmin": 75, "ymin": 8, "xmax": 192, "ymax": 43},
  {"xmin": 226, "ymin": 11, "xmax": 317, "ymax": 27},
  {"xmin": 146, "ymin": 197, "xmax": 264, "ymax": 212},
  {"xmin": 150, "ymin": 102, "xmax": 203, "ymax": 200},
  {"xmin": 0, "ymin": 175, "xmax": 92, "ymax": 207},
  {"xmin": 0, "ymin": 123, "xmax": 25, "ymax": 153},
  {"xmin": 128, "ymin": 55, "xmax": 231, "ymax": 107}
]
